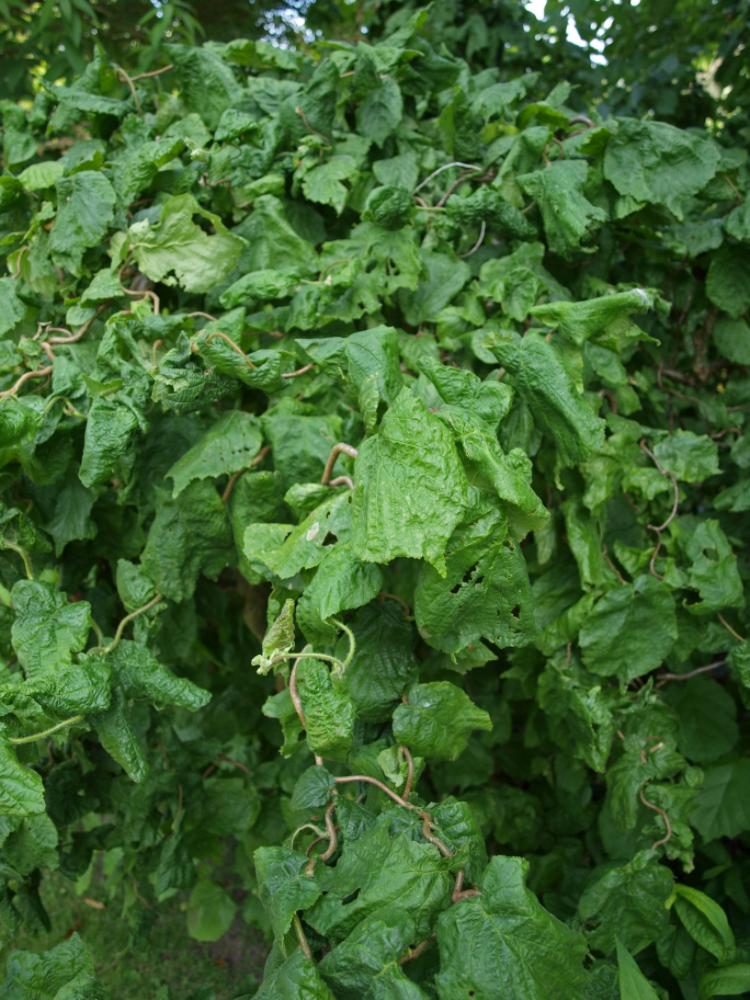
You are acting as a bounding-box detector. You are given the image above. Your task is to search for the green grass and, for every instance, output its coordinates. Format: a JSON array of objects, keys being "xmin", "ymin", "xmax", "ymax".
[{"xmin": 4, "ymin": 872, "xmax": 268, "ymax": 999}]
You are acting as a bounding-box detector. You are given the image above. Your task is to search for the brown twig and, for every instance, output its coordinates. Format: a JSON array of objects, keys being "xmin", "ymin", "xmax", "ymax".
[
  {"xmin": 328, "ymin": 475, "xmax": 354, "ymax": 489},
  {"xmin": 318, "ymin": 801, "xmax": 338, "ymax": 862},
  {"xmin": 47, "ymin": 312, "xmax": 99, "ymax": 345},
  {"xmin": 718, "ymin": 613, "xmax": 745, "ymax": 643},
  {"xmin": 399, "ymin": 936, "xmax": 435, "ymax": 965},
  {"xmin": 655, "ymin": 659, "xmax": 725, "ymax": 688},
  {"xmin": 293, "ymin": 914, "xmax": 313, "ymax": 960},
  {"xmin": 281, "ymin": 362, "xmax": 314, "ymax": 380},
  {"xmin": 130, "ymin": 64, "xmax": 173, "ymax": 82},
  {"xmin": 639, "ymin": 439, "xmax": 680, "ymax": 577},
  {"xmin": 321, "ymin": 442, "xmax": 358, "ymax": 485},
  {"xmin": 639, "ymin": 787, "xmax": 673, "ymax": 850},
  {"xmin": 123, "ymin": 286, "xmax": 160, "ymax": 314},
  {"xmin": 0, "ymin": 366, "xmax": 53, "ymax": 400},
  {"xmin": 460, "ymin": 220, "xmax": 487, "ymax": 258},
  {"xmin": 335, "ymin": 774, "xmax": 417, "ymax": 812},
  {"xmin": 400, "ymin": 746, "xmax": 415, "ymax": 801},
  {"xmin": 185, "ymin": 311, "xmax": 217, "ymax": 321},
  {"xmin": 221, "ymin": 471, "xmax": 243, "ymax": 504},
  {"xmin": 295, "ymin": 105, "xmax": 331, "ymax": 144},
  {"xmin": 115, "ymin": 66, "xmax": 141, "ymax": 112},
  {"xmin": 103, "ymin": 593, "xmax": 163, "ymax": 654}
]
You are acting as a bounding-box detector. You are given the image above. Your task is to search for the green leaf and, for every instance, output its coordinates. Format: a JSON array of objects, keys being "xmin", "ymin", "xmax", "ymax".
[
  {"xmin": 78, "ymin": 396, "xmax": 143, "ymax": 489},
  {"xmin": 103, "ymin": 641, "xmax": 209, "ymax": 711},
  {"xmin": 125, "ymin": 193, "xmax": 245, "ymax": 293},
  {"xmin": 0, "ymin": 741, "xmax": 46, "ymax": 818},
  {"xmin": 91, "ymin": 687, "xmax": 148, "ymax": 782},
  {"xmin": 115, "ymin": 559, "xmax": 156, "ymax": 613},
  {"xmin": 318, "ymin": 906, "xmax": 420, "ymax": 996},
  {"xmin": 253, "ymin": 598, "xmax": 296, "ymax": 675},
  {"xmin": 713, "ymin": 317, "xmax": 750, "ymax": 365},
  {"xmin": 166, "ymin": 411, "xmax": 263, "ymax": 497},
  {"xmin": 186, "ymin": 879, "xmax": 237, "ymax": 942},
  {"xmin": 682, "ymin": 519, "xmax": 744, "ymax": 613},
  {"xmin": 11, "ymin": 581, "xmax": 92, "ymax": 683},
  {"xmin": 580, "ymin": 575, "xmax": 677, "ymax": 681},
  {"xmin": 399, "ymin": 251, "xmax": 470, "ymax": 326},
  {"xmin": 344, "ymin": 602, "xmax": 418, "ymax": 722},
  {"xmin": 699, "ymin": 964, "xmax": 750, "ymax": 1000},
  {"xmin": 297, "ymin": 544, "xmax": 384, "ymax": 642},
  {"xmin": 297, "ymin": 657, "xmax": 355, "ymax": 758},
  {"xmin": 414, "ymin": 505, "xmax": 537, "ymax": 655},
  {"xmin": 291, "ymin": 765, "xmax": 335, "ymax": 812},
  {"xmin": 652, "ymin": 431, "xmax": 719, "ymax": 484},
  {"xmin": 356, "ymin": 77, "xmax": 403, "ymax": 146},
  {"xmin": 519, "ymin": 160, "xmax": 606, "ymax": 256},
  {"xmin": 254, "ymin": 947, "xmax": 335, "ymax": 1000},
  {"xmin": 49, "ymin": 170, "xmax": 116, "ymax": 275},
  {"xmin": 664, "ymin": 677, "xmax": 738, "ymax": 763},
  {"xmin": 141, "ymin": 481, "xmax": 232, "ymax": 602},
  {"xmin": 351, "ymin": 388, "xmax": 470, "ymax": 573},
  {"xmin": 0, "ymin": 933, "xmax": 100, "ymax": 998},
  {"xmin": 603, "ymin": 119, "xmax": 720, "ymax": 218},
  {"xmin": 306, "ymin": 818, "xmax": 451, "ymax": 942},
  {"xmin": 616, "ymin": 938, "xmax": 660, "ymax": 1000},
  {"xmin": 530, "ymin": 287, "xmax": 654, "ymax": 347},
  {"xmin": 0, "ymin": 276, "xmax": 24, "ymax": 337},
  {"xmin": 578, "ymin": 851, "xmax": 674, "ymax": 957},
  {"xmin": 691, "ymin": 758, "xmax": 750, "ymax": 841},
  {"xmin": 392, "ymin": 682, "xmax": 492, "ymax": 762},
  {"xmin": 254, "ymin": 846, "xmax": 322, "ymax": 944},
  {"xmin": 673, "ymin": 884, "xmax": 735, "ymax": 963},
  {"xmin": 302, "ymin": 155, "xmax": 357, "ymax": 214},
  {"xmin": 706, "ymin": 246, "xmax": 750, "ymax": 318},
  {"xmin": 493, "ymin": 331, "xmax": 606, "ymax": 465},
  {"xmin": 436, "ymin": 856, "xmax": 589, "ymax": 999},
  {"xmin": 45, "ymin": 475, "xmax": 96, "ymax": 556}
]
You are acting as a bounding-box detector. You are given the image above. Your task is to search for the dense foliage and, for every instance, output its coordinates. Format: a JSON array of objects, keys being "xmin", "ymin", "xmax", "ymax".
[{"xmin": 1, "ymin": 3, "xmax": 750, "ymax": 997}]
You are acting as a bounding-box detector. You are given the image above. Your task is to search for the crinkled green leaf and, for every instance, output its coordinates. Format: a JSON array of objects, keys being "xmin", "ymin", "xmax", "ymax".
[{"xmin": 392, "ymin": 682, "xmax": 492, "ymax": 762}]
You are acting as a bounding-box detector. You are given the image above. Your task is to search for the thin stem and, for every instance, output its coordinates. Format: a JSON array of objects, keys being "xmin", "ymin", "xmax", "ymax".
[
  {"xmin": 204, "ymin": 331, "xmax": 256, "ymax": 369},
  {"xmin": 104, "ymin": 593, "xmax": 163, "ymax": 653},
  {"xmin": 318, "ymin": 800, "xmax": 338, "ymax": 862},
  {"xmin": 185, "ymin": 311, "xmax": 217, "ymax": 321},
  {"xmin": 718, "ymin": 613, "xmax": 745, "ymax": 643},
  {"xmin": 399, "ymin": 936, "xmax": 434, "ymax": 965},
  {"xmin": 222, "ymin": 446, "xmax": 270, "ymax": 503},
  {"xmin": 639, "ymin": 786, "xmax": 673, "ymax": 850},
  {"xmin": 335, "ymin": 774, "xmax": 417, "ymax": 812},
  {"xmin": 328, "ymin": 475, "xmax": 354, "ymax": 489},
  {"xmin": 47, "ymin": 313, "xmax": 98, "ymax": 345},
  {"xmin": 115, "ymin": 66, "xmax": 141, "ymax": 112},
  {"xmin": 288, "ymin": 659, "xmax": 306, "ymax": 728},
  {"xmin": 400, "ymin": 745, "xmax": 415, "ymax": 801},
  {"xmin": 1, "ymin": 538, "xmax": 34, "ymax": 579},
  {"xmin": 295, "ymin": 105, "xmax": 332, "ymax": 144},
  {"xmin": 292, "ymin": 914, "xmax": 313, "ymax": 960},
  {"xmin": 414, "ymin": 162, "xmax": 480, "ymax": 195},
  {"xmin": 123, "ymin": 286, "xmax": 160, "ymax": 314},
  {"xmin": 281, "ymin": 362, "xmax": 314, "ymax": 380},
  {"xmin": 130, "ymin": 64, "xmax": 173, "ymax": 81},
  {"xmin": 460, "ymin": 220, "xmax": 487, "ymax": 258},
  {"xmin": 332, "ymin": 618, "xmax": 356, "ymax": 670},
  {"xmin": 9, "ymin": 714, "xmax": 84, "ymax": 745},
  {"xmin": 0, "ymin": 366, "xmax": 53, "ymax": 400},
  {"xmin": 221, "ymin": 471, "xmax": 242, "ymax": 504},
  {"xmin": 321, "ymin": 442, "xmax": 358, "ymax": 485},
  {"xmin": 656, "ymin": 659, "xmax": 725, "ymax": 687}
]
